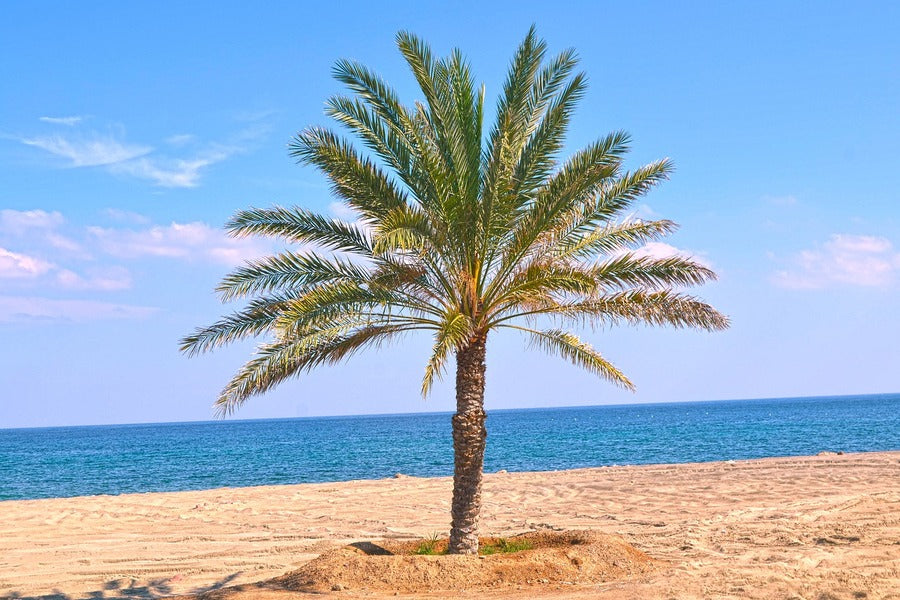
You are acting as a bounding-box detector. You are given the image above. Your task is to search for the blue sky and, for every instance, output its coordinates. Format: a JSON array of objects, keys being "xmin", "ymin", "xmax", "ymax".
[{"xmin": 1, "ymin": 1, "xmax": 898, "ymax": 428}]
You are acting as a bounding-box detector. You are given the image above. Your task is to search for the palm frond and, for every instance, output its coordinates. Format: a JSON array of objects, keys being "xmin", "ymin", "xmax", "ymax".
[
  {"xmin": 486, "ymin": 264, "xmax": 600, "ymax": 316},
  {"xmin": 552, "ymin": 219, "xmax": 678, "ymax": 260},
  {"xmin": 483, "ymin": 25, "xmax": 545, "ymax": 201},
  {"xmin": 593, "ymin": 254, "xmax": 717, "ymax": 290},
  {"xmin": 492, "ymin": 290, "xmax": 729, "ymax": 332},
  {"xmin": 215, "ymin": 323, "xmax": 414, "ymax": 415},
  {"xmin": 569, "ymin": 158, "xmax": 673, "ymax": 231},
  {"xmin": 421, "ymin": 311, "xmax": 472, "ymax": 397},
  {"xmin": 180, "ymin": 293, "xmax": 292, "ymax": 356},
  {"xmin": 511, "ymin": 72, "xmax": 587, "ymax": 200},
  {"xmin": 372, "ymin": 204, "xmax": 433, "ymax": 255},
  {"xmin": 323, "ymin": 96, "xmax": 426, "ymax": 199},
  {"xmin": 483, "ymin": 130, "xmax": 631, "ymax": 296},
  {"xmin": 289, "ymin": 127, "xmax": 408, "ymax": 220},
  {"xmin": 216, "ymin": 252, "xmax": 370, "ymax": 302},
  {"xmin": 226, "ymin": 206, "xmax": 372, "ymax": 255},
  {"xmin": 507, "ymin": 326, "xmax": 634, "ymax": 390},
  {"xmin": 274, "ymin": 280, "xmax": 444, "ymax": 328}
]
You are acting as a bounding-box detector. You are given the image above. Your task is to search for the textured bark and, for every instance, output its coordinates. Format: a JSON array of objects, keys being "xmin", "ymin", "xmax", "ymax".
[{"xmin": 447, "ymin": 334, "xmax": 487, "ymax": 554}]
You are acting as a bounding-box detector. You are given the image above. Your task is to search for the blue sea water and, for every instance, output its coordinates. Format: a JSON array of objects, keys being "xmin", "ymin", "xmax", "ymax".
[{"xmin": 1, "ymin": 393, "xmax": 898, "ymax": 501}]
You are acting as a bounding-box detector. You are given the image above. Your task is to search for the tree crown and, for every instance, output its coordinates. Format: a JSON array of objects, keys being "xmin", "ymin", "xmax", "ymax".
[{"xmin": 181, "ymin": 28, "xmax": 729, "ymax": 413}]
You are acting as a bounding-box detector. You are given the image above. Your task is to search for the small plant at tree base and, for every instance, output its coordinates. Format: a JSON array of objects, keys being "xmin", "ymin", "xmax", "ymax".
[
  {"xmin": 480, "ymin": 538, "xmax": 534, "ymax": 555},
  {"xmin": 414, "ymin": 533, "xmax": 444, "ymax": 555}
]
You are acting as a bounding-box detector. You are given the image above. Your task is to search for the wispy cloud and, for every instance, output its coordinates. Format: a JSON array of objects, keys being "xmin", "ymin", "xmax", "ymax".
[
  {"xmin": 20, "ymin": 134, "xmax": 152, "ymax": 167},
  {"xmin": 16, "ymin": 113, "xmax": 261, "ymax": 187},
  {"xmin": 0, "ymin": 248, "xmax": 54, "ymax": 279},
  {"xmin": 629, "ymin": 204, "xmax": 660, "ymax": 220},
  {"xmin": 101, "ymin": 208, "xmax": 151, "ymax": 225},
  {"xmin": 1, "ymin": 210, "xmax": 122, "ymax": 286},
  {"xmin": 44, "ymin": 232, "xmax": 86, "ymax": 254},
  {"xmin": 773, "ymin": 234, "xmax": 900, "ymax": 289},
  {"xmin": 1, "ymin": 209, "xmax": 87, "ymax": 257},
  {"xmin": 165, "ymin": 133, "xmax": 196, "ymax": 146},
  {"xmin": 232, "ymin": 108, "xmax": 278, "ymax": 123},
  {"xmin": 328, "ymin": 201, "xmax": 360, "ymax": 221},
  {"xmin": 21, "ymin": 131, "xmax": 234, "ymax": 188},
  {"xmin": 110, "ymin": 148, "xmax": 234, "ymax": 188},
  {"xmin": 0, "ymin": 209, "xmax": 65, "ymax": 233},
  {"xmin": 88, "ymin": 221, "xmax": 273, "ymax": 265},
  {"xmin": 0, "ymin": 296, "xmax": 156, "ymax": 323},
  {"xmin": 763, "ymin": 194, "xmax": 799, "ymax": 206},
  {"xmin": 39, "ymin": 115, "xmax": 84, "ymax": 126},
  {"xmin": 0, "ymin": 245, "xmax": 126, "ymax": 289},
  {"xmin": 5, "ymin": 205, "xmax": 276, "ymax": 264},
  {"xmin": 1, "ymin": 209, "xmax": 278, "ymax": 307},
  {"xmin": 56, "ymin": 266, "xmax": 132, "ymax": 291},
  {"xmin": 328, "ymin": 201, "xmax": 375, "ymax": 241}
]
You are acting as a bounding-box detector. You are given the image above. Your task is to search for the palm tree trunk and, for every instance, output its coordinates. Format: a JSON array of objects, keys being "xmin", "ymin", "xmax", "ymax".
[{"xmin": 447, "ymin": 334, "xmax": 487, "ymax": 554}]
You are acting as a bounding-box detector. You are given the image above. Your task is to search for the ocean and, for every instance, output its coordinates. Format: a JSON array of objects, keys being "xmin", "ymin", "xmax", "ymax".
[{"xmin": 1, "ymin": 393, "xmax": 897, "ymax": 501}]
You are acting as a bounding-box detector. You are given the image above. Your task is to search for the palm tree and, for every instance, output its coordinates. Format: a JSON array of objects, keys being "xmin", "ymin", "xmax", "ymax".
[{"xmin": 181, "ymin": 28, "xmax": 728, "ymax": 554}]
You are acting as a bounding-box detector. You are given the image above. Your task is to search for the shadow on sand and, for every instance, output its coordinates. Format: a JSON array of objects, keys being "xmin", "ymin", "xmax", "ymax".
[{"xmin": 0, "ymin": 571, "xmax": 261, "ymax": 600}]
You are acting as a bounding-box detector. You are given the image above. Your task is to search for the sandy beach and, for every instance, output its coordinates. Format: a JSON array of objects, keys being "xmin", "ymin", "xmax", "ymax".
[{"xmin": 1, "ymin": 451, "xmax": 898, "ymax": 599}]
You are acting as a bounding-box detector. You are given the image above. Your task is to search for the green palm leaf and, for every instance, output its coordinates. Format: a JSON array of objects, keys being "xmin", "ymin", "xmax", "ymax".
[
  {"xmin": 226, "ymin": 206, "xmax": 372, "ymax": 254},
  {"xmin": 510, "ymin": 326, "xmax": 635, "ymax": 390}
]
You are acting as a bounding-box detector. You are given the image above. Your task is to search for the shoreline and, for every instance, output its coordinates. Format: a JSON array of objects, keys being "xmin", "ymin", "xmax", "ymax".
[
  {"xmin": 2, "ymin": 451, "xmax": 898, "ymax": 599},
  {"xmin": 3, "ymin": 448, "xmax": 895, "ymax": 504}
]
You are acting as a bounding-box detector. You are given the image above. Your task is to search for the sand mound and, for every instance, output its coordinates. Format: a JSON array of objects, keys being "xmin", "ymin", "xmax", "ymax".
[{"xmin": 272, "ymin": 530, "xmax": 656, "ymax": 593}]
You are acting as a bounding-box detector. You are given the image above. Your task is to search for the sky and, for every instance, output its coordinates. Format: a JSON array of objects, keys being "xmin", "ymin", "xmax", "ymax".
[{"xmin": 1, "ymin": 1, "xmax": 898, "ymax": 428}]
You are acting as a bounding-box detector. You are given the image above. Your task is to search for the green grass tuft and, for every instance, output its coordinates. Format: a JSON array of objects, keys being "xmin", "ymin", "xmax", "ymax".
[
  {"xmin": 413, "ymin": 532, "xmax": 444, "ymax": 555},
  {"xmin": 479, "ymin": 538, "xmax": 533, "ymax": 555},
  {"xmin": 412, "ymin": 535, "xmax": 533, "ymax": 555}
]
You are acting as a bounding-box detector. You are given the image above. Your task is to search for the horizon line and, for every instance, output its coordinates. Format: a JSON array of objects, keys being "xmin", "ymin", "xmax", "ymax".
[{"xmin": 3, "ymin": 390, "xmax": 897, "ymax": 432}]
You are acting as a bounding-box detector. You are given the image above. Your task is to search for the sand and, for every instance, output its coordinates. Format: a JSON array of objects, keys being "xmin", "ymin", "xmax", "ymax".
[{"xmin": 1, "ymin": 451, "xmax": 898, "ymax": 599}]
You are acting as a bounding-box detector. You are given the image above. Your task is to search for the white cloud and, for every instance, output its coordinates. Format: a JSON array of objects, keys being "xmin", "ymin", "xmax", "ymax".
[
  {"xmin": 763, "ymin": 194, "xmax": 798, "ymax": 206},
  {"xmin": 0, "ymin": 209, "xmax": 65, "ymax": 233},
  {"xmin": 827, "ymin": 235, "xmax": 891, "ymax": 254},
  {"xmin": 632, "ymin": 242, "xmax": 713, "ymax": 268},
  {"xmin": 20, "ymin": 134, "xmax": 152, "ymax": 167},
  {"xmin": 19, "ymin": 119, "xmax": 243, "ymax": 188},
  {"xmin": 0, "ymin": 209, "xmax": 87, "ymax": 257},
  {"xmin": 1, "ymin": 210, "xmax": 278, "ymax": 302},
  {"xmin": 773, "ymin": 234, "xmax": 900, "ymax": 289},
  {"xmin": 0, "ymin": 296, "xmax": 156, "ymax": 323},
  {"xmin": 327, "ymin": 201, "xmax": 377, "ymax": 243},
  {"xmin": 0, "ymin": 246, "xmax": 129, "ymax": 290},
  {"xmin": 101, "ymin": 208, "xmax": 151, "ymax": 224},
  {"xmin": 232, "ymin": 108, "xmax": 278, "ymax": 123},
  {"xmin": 110, "ymin": 148, "xmax": 233, "ymax": 188},
  {"xmin": 56, "ymin": 266, "xmax": 132, "ymax": 291},
  {"xmin": 44, "ymin": 232, "xmax": 87, "ymax": 255},
  {"xmin": 328, "ymin": 201, "xmax": 360, "ymax": 221},
  {"xmin": 0, "ymin": 248, "xmax": 54, "ymax": 279},
  {"xmin": 0, "ymin": 246, "xmax": 124, "ymax": 289},
  {"xmin": 39, "ymin": 116, "xmax": 84, "ymax": 126},
  {"xmin": 88, "ymin": 221, "xmax": 272, "ymax": 265},
  {"xmin": 166, "ymin": 134, "xmax": 196, "ymax": 146},
  {"xmin": 630, "ymin": 204, "xmax": 659, "ymax": 220}
]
